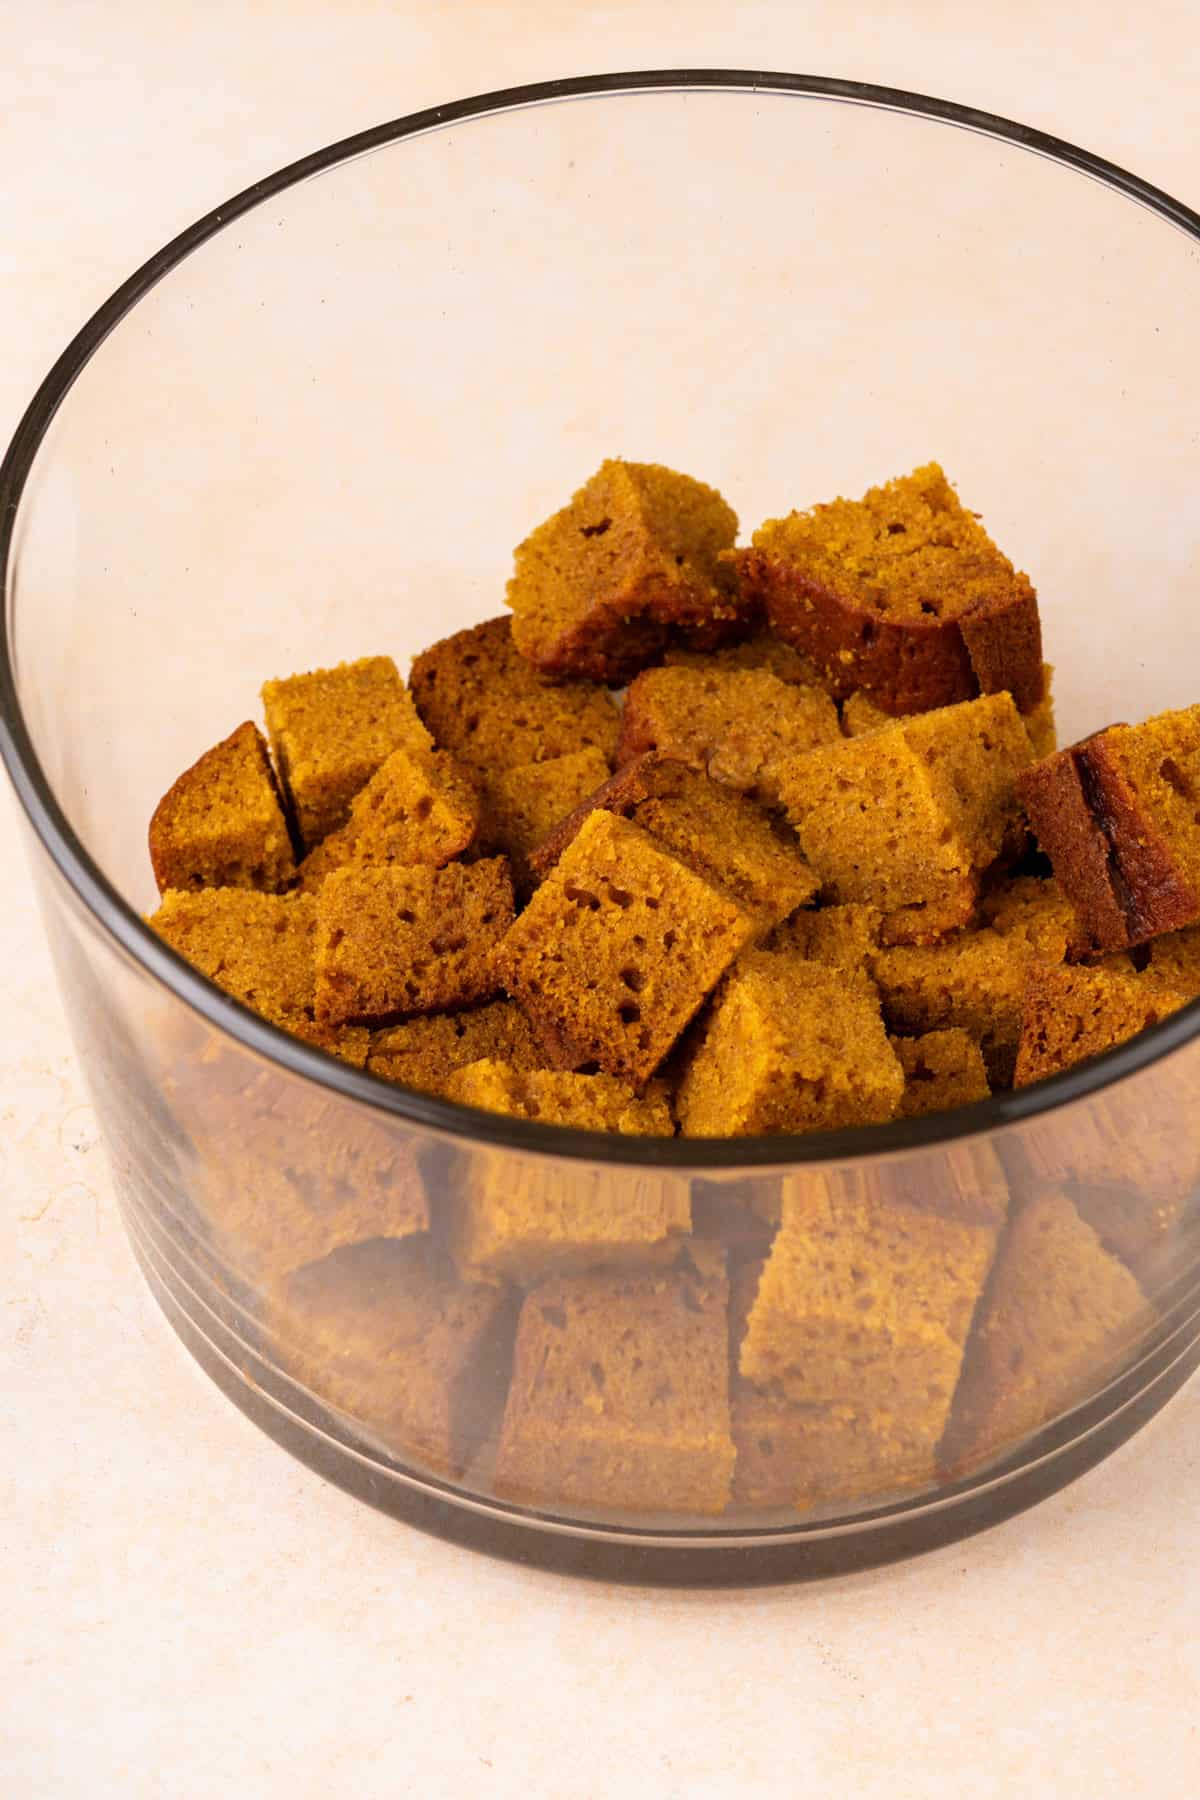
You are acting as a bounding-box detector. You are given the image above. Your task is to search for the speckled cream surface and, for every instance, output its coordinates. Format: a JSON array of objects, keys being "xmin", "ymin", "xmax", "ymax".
[{"xmin": 3, "ymin": 5, "xmax": 1200, "ymax": 1795}]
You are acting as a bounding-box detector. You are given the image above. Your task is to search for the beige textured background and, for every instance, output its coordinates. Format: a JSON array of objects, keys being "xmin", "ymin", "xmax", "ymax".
[{"xmin": 3, "ymin": 5, "xmax": 1200, "ymax": 1795}]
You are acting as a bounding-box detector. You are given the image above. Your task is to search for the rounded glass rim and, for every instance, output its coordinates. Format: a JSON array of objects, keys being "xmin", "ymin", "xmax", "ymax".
[{"xmin": 4, "ymin": 67, "xmax": 1200, "ymax": 1172}]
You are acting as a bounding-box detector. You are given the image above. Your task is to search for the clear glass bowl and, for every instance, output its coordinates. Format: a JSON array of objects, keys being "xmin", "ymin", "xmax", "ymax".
[{"xmin": 4, "ymin": 72, "xmax": 1200, "ymax": 1583}]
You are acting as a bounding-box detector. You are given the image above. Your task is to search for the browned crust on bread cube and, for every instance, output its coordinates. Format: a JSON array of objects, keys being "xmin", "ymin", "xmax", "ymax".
[
  {"xmin": 268, "ymin": 1236, "xmax": 516, "ymax": 1478},
  {"xmin": 408, "ymin": 616, "xmax": 620, "ymax": 774},
  {"xmin": 497, "ymin": 810, "xmax": 754, "ymax": 1086},
  {"xmin": 504, "ymin": 460, "xmax": 742, "ymax": 684},
  {"xmin": 149, "ymin": 721, "xmax": 297, "ymax": 896},
  {"xmin": 494, "ymin": 1243, "xmax": 734, "ymax": 1514},
  {"xmin": 616, "ymin": 664, "xmax": 841, "ymax": 805},
  {"xmin": 1019, "ymin": 712, "xmax": 1200, "ymax": 952},
  {"xmin": 262, "ymin": 656, "xmax": 433, "ymax": 850},
  {"xmin": 315, "ymin": 859, "xmax": 515, "ymax": 1025},
  {"xmin": 740, "ymin": 463, "xmax": 1044, "ymax": 716}
]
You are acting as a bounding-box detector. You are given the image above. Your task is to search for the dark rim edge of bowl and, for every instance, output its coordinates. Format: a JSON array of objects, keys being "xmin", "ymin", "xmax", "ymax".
[{"xmin": 4, "ymin": 67, "xmax": 1200, "ymax": 1172}]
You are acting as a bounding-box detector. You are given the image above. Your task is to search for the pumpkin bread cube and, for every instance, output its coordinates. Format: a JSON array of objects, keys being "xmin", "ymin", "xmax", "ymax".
[
  {"xmin": 315, "ymin": 859, "xmax": 515, "ymax": 1025},
  {"xmin": 528, "ymin": 752, "xmax": 818, "ymax": 938},
  {"xmin": 294, "ymin": 745, "xmax": 480, "ymax": 894},
  {"xmin": 269, "ymin": 1236, "xmax": 515, "ymax": 1477},
  {"xmin": 891, "ymin": 1029, "xmax": 991, "ymax": 1117},
  {"xmin": 740, "ymin": 462, "xmax": 1044, "ymax": 715},
  {"xmin": 444, "ymin": 1060, "xmax": 685, "ymax": 1284},
  {"xmin": 777, "ymin": 693, "xmax": 1033, "ymax": 943},
  {"xmin": 1013, "ymin": 961, "xmax": 1188, "ymax": 1087},
  {"xmin": 366, "ymin": 1001, "xmax": 548, "ymax": 1097},
  {"xmin": 149, "ymin": 720, "xmax": 296, "ymax": 896},
  {"xmin": 677, "ymin": 952, "xmax": 903, "ymax": 1137},
  {"xmin": 616, "ymin": 665, "xmax": 840, "ymax": 806},
  {"xmin": 1018, "ymin": 703, "xmax": 1200, "ymax": 953},
  {"xmin": 505, "ymin": 459, "xmax": 741, "ymax": 684},
  {"xmin": 497, "ymin": 810, "xmax": 753, "ymax": 1086},
  {"xmin": 739, "ymin": 1175, "xmax": 1006, "ymax": 1479},
  {"xmin": 942, "ymin": 1190, "xmax": 1151, "ymax": 1474},
  {"xmin": 261, "ymin": 655, "xmax": 432, "ymax": 849},
  {"xmin": 149, "ymin": 887, "xmax": 317, "ymax": 1028},
  {"xmin": 494, "ymin": 1243, "xmax": 735, "ymax": 1514},
  {"xmin": 409, "ymin": 615, "xmax": 620, "ymax": 776}
]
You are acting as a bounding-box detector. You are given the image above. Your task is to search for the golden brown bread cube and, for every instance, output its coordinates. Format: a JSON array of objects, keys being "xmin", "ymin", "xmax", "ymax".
[
  {"xmin": 776, "ymin": 693, "xmax": 1033, "ymax": 943},
  {"xmin": 740, "ymin": 462, "xmax": 1044, "ymax": 715},
  {"xmin": 409, "ymin": 615, "xmax": 620, "ymax": 773},
  {"xmin": 293, "ymin": 745, "xmax": 480, "ymax": 894},
  {"xmin": 149, "ymin": 721, "xmax": 296, "ymax": 896},
  {"xmin": 505, "ymin": 459, "xmax": 742, "ymax": 684},
  {"xmin": 527, "ymin": 752, "xmax": 819, "ymax": 939},
  {"xmin": 315, "ymin": 859, "xmax": 515, "ymax": 1025},
  {"xmin": 269, "ymin": 1236, "xmax": 516, "ymax": 1477},
  {"xmin": 941, "ymin": 1190, "xmax": 1151, "ymax": 1475},
  {"xmin": 494, "ymin": 1243, "xmax": 735, "ymax": 1514},
  {"xmin": 497, "ymin": 811, "xmax": 753, "ymax": 1087},
  {"xmin": 366, "ymin": 1001, "xmax": 550, "ymax": 1097},
  {"xmin": 676, "ymin": 952, "xmax": 903, "ymax": 1137},
  {"xmin": 445, "ymin": 1060, "xmax": 686, "ymax": 1284},
  {"xmin": 616, "ymin": 664, "xmax": 840, "ymax": 807},
  {"xmin": 262, "ymin": 655, "xmax": 432, "ymax": 849}
]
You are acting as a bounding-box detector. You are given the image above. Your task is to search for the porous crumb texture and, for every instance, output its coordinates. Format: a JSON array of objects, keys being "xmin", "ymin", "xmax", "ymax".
[
  {"xmin": 269, "ymin": 1236, "xmax": 516, "ymax": 1477},
  {"xmin": 677, "ymin": 951, "xmax": 904, "ymax": 1136},
  {"xmin": 505, "ymin": 459, "xmax": 742, "ymax": 683},
  {"xmin": 409, "ymin": 616, "xmax": 620, "ymax": 775},
  {"xmin": 777, "ymin": 693, "xmax": 1031, "ymax": 933},
  {"xmin": 942, "ymin": 1191, "xmax": 1150, "ymax": 1473},
  {"xmin": 617, "ymin": 665, "xmax": 840, "ymax": 805},
  {"xmin": 740, "ymin": 1181, "xmax": 1004, "ymax": 1454},
  {"xmin": 497, "ymin": 810, "xmax": 753, "ymax": 1086},
  {"xmin": 494, "ymin": 1244, "xmax": 735, "ymax": 1514},
  {"xmin": 149, "ymin": 887, "xmax": 318, "ymax": 1028},
  {"xmin": 1013, "ymin": 961, "xmax": 1188, "ymax": 1087},
  {"xmin": 741, "ymin": 462, "xmax": 1044, "ymax": 714},
  {"xmin": 293, "ymin": 746, "xmax": 480, "ymax": 893},
  {"xmin": 149, "ymin": 720, "xmax": 297, "ymax": 895},
  {"xmin": 765, "ymin": 902, "xmax": 882, "ymax": 992},
  {"xmin": 892, "ymin": 1029, "xmax": 991, "ymax": 1117},
  {"xmin": 366, "ymin": 1001, "xmax": 549, "ymax": 1097},
  {"xmin": 445, "ymin": 1059, "xmax": 673, "ymax": 1135},
  {"xmin": 261, "ymin": 656, "xmax": 433, "ymax": 849},
  {"xmin": 315, "ymin": 858, "xmax": 515, "ymax": 1025}
]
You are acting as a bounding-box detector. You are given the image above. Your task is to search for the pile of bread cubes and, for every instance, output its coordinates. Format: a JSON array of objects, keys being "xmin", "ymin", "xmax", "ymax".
[{"xmin": 145, "ymin": 458, "xmax": 1198, "ymax": 1516}]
